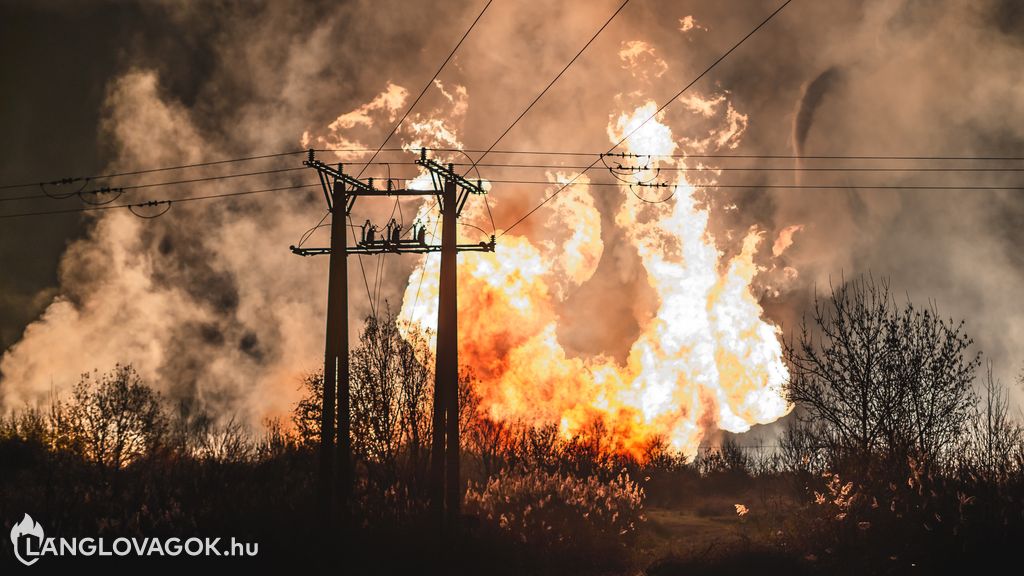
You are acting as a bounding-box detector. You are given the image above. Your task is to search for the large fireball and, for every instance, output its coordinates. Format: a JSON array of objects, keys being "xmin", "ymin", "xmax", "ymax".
[{"xmin": 399, "ymin": 102, "xmax": 792, "ymax": 459}]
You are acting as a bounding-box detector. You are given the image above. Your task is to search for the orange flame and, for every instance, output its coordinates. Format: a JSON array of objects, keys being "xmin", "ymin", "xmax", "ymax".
[{"xmin": 399, "ymin": 102, "xmax": 791, "ymax": 459}]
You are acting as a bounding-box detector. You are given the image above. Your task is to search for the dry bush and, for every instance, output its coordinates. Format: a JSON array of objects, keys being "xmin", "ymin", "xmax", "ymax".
[{"xmin": 464, "ymin": 467, "xmax": 645, "ymax": 567}]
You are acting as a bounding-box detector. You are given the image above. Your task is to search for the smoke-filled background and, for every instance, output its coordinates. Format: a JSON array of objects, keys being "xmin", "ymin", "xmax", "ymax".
[{"xmin": 2, "ymin": 0, "xmax": 1023, "ymax": 435}]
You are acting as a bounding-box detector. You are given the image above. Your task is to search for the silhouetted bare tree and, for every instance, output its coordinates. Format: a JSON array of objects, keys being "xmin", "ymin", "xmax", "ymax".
[
  {"xmin": 291, "ymin": 312, "xmax": 436, "ymax": 486},
  {"xmin": 968, "ymin": 363, "xmax": 1023, "ymax": 479},
  {"xmin": 785, "ymin": 276, "xmax": 979, "ymax": 469},
  {"xmin": 292, "ymin": 370, "xmax": 323, "ymax": 449},
  {"xmin": 66, "ymin": 364, "xmax": 167, "ymax": 469},
  {"xmin": 397, "ymin": 320, "xmax": 433, "ymax": 483},
  {"xmin": 351, "ymin": 311, "xmax": 434, "ymax": 480}
]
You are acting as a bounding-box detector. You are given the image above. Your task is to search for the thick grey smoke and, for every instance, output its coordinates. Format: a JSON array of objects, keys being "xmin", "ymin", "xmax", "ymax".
[
  {"xmin": 762, "ymin": 0, "xmax": 1024, "ymax": 408},
  {"xmin": 2, "ymin": 0, "xmax": 1023, "ymax": 427}
]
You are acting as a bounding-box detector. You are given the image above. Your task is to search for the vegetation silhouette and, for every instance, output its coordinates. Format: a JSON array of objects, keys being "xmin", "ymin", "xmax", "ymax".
[{"xmin": 1, "ymin": 280, "xmax": 1022, "ymax": 573}]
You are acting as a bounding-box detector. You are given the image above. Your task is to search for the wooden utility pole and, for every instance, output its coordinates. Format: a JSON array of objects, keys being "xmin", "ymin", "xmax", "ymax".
[
  {"xmin": 319, "ymin": 175, "xmax": 339, "ymax": 531},
  {"xmin": 437, "ymin": 176, "xmax": 460, "ymax": 524},
  {"xmin": 326, "ymin": 184, "xmax": 351, "ymax": 521},
  {"xmin": 292, "ymin": 149, "xmax": 493, "ymax": 531}
]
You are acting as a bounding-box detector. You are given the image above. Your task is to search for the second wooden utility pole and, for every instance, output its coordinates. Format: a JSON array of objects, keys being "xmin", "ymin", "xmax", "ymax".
[
  {"xmin": 325, "ymin": 182, "xmax": 351, "ymax": 524},
  {"xmin": 434, "ymin": 176, "xmax": 460, "ymax": 525}
]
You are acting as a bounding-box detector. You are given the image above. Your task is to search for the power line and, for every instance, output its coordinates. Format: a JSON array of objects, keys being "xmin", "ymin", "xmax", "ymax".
[
  {"xmin": 462, "ymin": 0, "xmax": 631, "ymax": 177},
  {"xmin": 0, "ymin": 172, "xmax": 1018, "ymax": 224},
  {"xmin": 483, "ymin": 194, "xmax": 496, "ymax": 235},
  {"xmin": 354, "ymin": 0, "xmax": 494, "ymax": 180},
  {"xmin": 671, "ymin": 153, "xmax": 1024, "ymax": 161},
  {"xmin": 408, "ymin": 214, "xmax": 443, "ymax": 325},
  {"xmin": 469, "ymin": 180, "xmax": 1024, "ymax": 191},
  {"xmin": 0, "ymin": 150, "xmax": 310, "ymax": 191},
  {"xmin": 349, "ymin": 214, "xmax": 377, "ymax": 319},
  {"xmin": 0, "ymin": 182, "xmax": 320, "ymax": 220},
  {"xmin": 374, "ymin": 252, "xmax": 386, "ymax": 317},
  {"xmin": 346, "ymin": 0, "xmax": 493, "ymax": 321},
  {"xmin": 271, "ymin": 168, "xmax": 1024, "ymax": 189},
  {"xmin": 6, "ymin": 177, "xmax": 1017, "ymax": 222},
  {"xmin": 8, "ymin": 147, "xmax": 1024, "ymax": 196},
  {"xmin": 457, "ymin": 150, "xmax": 1024, "ymax": 161},
  {"xmin": 374, "ymin": 198, "xmax": 403, "ymax": 314},
  {"xmin": 447, "ymin": 149, "xmax": 495, "ymax": 234},
  {"xmin": 0, "ymin": 149, "xmax": 411, "ymax": 193},
  {"xmin": 360, "ymin": 177, "xmax": 1024, "ymax": 191},
  {"xmin": 447, "ymin": 162, "xmax": 1024, "ymax": 172},
  {"xmin": 500, "ymin": 0, "xmax": 795, "ymax": 235},
  {"xmin": 8, "ymin": 160, "xmax": 1024, "ymax": 206},
  {"xmin": 296, "ymin": 210, "xmax": 331, "ymax": 249},
  {"xmin": 1, "ymin": 166, "xmax": 309, "ymax": 204},
  {"xmin": 4, "ymin": 160, "xmax": 454, "ymax": 202},
  {"xmin": 591, "ymin": 0, "xmax": 803, "ymax": 197}
]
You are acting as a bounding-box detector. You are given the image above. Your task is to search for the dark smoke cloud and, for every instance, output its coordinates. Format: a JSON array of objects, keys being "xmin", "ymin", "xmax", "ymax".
[{"xmin": 793, "ymin": 66, "xmax": 844, "ymax": 158}]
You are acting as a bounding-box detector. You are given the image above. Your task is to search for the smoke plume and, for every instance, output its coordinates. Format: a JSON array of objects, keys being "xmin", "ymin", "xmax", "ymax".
[{"xmin": 2, "ymin": 0, "xmax": 1023, "ymax": 431}]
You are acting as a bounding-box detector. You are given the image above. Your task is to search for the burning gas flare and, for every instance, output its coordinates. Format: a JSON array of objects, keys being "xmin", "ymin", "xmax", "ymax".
[{"xmin": 398, "ymin": 100, "xmax": 792, "ymax": 459}]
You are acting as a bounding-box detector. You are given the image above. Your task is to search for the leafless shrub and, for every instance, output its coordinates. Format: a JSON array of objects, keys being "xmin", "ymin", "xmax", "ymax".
[
  {"xmin": 966, "ymin": 363, "xmax": 1023, "ymax": 480},
  {"xmin": 785, "ymin": 275, "xmax": 979, "ymax": 473},
  {"xmin": 66, "ymin": 364, "xmax": 167, "ymax": 469}
]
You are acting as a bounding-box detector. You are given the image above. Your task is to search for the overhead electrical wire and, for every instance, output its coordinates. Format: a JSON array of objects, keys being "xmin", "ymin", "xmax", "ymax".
[
  {"xmin": 0, "ymin": 166, "xmax": 308, "ymax": 204},
  {"xmin": 348, "ymin": 214, "xmax": 377, "ymax": 319},
  {"xmin": 0, "ymin": 149, "xmax": 391, "ymax": 192},
  {"xmin": 461, "ymin": 0, "xmax": 631, "ymax": 178},
  {"xmin": 373, "ymin": 197, "xmax": 403, "ymax": 315},
  {"xmin": 339, "ymin": 0, "xmax": 493, "ymax": 318},
  {"xmin": 7, "ymin": 158, "xmax": 1024, "ymax": 206},
  {"xmin": 296, "ymin": 211, "xmax": 332, "ymax": 248},
  {"xmin": 3, "ymin": 171, "xmax": 1020, "ymax": 221},
  {"xmin": 0, "ymin": 182, "xmax": 321, "ymax": 220},
  {"xmin": 500, "ymin": 0, "xmax": 796, "ymax": 234},
  {"xmin": 447, "ymin": 149, "xmax": 1024, "ymax": 161},
  {"xmin": 407, "ymin": 215, "xmax": 442, "ymax": 325},
  {"xmin": 3, "ymin": 176, "xmax": 1019, "ymax": 222},
  {"xmin": 354, "ymin": 0, "xmax": 494, "ymax": 180},
  {"xmin": 449, "ymin": 162, "xmax": 1024, "ymax": 172},
  {"xmin": 309, "ymin": 177, "xmax": 1024, "ymax": 191},
  {"xmin": 5, "ymin": 149, "xmax": 1024, "ymax": 201}
]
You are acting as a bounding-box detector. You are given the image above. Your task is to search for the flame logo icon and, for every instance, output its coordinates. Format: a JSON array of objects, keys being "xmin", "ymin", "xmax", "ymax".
[{"xmin": 10, "ymin": 513, "xmax": 44, "ymax": 566}]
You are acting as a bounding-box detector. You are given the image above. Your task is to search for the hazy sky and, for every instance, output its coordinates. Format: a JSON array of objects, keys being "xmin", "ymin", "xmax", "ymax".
[{"xmin": 2, "ymin": 0, "xmax": 1023, "ymax": 427}]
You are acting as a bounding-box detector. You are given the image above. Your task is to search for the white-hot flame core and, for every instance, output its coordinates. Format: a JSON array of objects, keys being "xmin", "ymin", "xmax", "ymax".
[{"xmin": 398, "ymin": 100, "xmax": 792, "ymax": 459}]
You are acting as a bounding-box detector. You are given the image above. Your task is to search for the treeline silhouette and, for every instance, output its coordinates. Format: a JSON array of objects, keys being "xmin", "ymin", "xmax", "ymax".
[{"xmin": 1, "ymin": 277, "xmax": 1022, "ymax": 574}]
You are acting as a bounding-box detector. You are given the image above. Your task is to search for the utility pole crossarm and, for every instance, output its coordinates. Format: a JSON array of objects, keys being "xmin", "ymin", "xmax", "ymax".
[
  {"xmin": 304, "ymin": 152, "xmax": 374, "ymax": 194},
  {"xmin": 415, "ymin": 156, "xmax": 486, "ymax": 195},
  {"xmin": 414, "ymin": 148, "xmax": 486, "ymax": 217},
  {"xmin": 306, "ymin": 169, "xmax": 432, "ymax": 198},
  {"xmin": 289, "ymin": 236, "xmax": 496, "ymax": 257}
]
